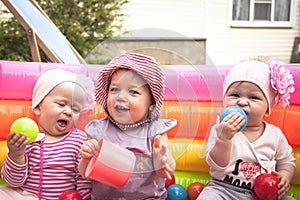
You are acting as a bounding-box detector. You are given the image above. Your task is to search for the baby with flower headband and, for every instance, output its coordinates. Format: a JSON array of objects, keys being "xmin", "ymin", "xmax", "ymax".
[
  {"xmin": 197, "ymin": 57, "xmax": 296, "ymax": 200},
  {"xmin": 0, "ymin": 68, "xmax": 94, "ymax": 200}
]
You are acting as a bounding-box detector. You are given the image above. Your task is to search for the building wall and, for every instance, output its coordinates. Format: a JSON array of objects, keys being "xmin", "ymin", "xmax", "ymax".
[
  {"xmin": 120, "ymin": 0, "xmax": 300, "ymax": 65},
  {"xmin": 203, "ymin": 0, "xmax": 300, "ymax": 65},
  {"xmin": 120, "ymin": 0, "xmax": 205, "ymax": 38},
  {"xmin": 86, "ymin": 38, "xmax": 206, "ymax": 65},
  {"xmin": 1, "ymin": 1, "xmax": 299, "ymax": 65}
]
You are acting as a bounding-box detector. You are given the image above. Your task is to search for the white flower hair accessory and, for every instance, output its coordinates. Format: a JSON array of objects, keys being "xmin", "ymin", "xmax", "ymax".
[
  {"xmin": 77, "ymin": 74, "xmax": 95, "ymax": 110},
  {"xmin": 269, "ymin": 58, "xmax": 295, "ymax": 108}
]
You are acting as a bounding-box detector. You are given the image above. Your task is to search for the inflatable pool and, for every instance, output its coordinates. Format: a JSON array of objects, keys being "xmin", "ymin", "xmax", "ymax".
[{"xmin": 0, "ymin": 60, "xmax": 299, "ymax": 198}]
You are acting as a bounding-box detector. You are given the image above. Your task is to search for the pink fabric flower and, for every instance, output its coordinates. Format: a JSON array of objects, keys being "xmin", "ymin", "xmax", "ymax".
[
  {"xmin": 77, "ymin": 74, "xmax": 95, "ymax": 110},
  {"xmin": 269, "ymin": 59, "xmax": 295, "ymax": 108}
]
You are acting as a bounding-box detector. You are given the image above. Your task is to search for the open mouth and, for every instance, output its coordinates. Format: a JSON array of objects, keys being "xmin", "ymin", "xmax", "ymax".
[
  {"xmin": 115, "ymin": 105, "xmax": 129, "ymax": 112},
  {"xmin": 57, "ymin": 119, "xmax": 68, "ymax": 127}
]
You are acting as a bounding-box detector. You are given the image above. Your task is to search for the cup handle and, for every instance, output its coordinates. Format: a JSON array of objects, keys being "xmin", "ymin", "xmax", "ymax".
[{"xmin": 126, "ymin": 147, "xmax": 147, "ymax": 154}]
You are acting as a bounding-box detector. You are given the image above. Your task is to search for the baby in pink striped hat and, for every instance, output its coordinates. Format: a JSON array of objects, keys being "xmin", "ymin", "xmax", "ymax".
[{"xmin": 79, "ymin": 53, "xmax": 177, "ymax": 199}]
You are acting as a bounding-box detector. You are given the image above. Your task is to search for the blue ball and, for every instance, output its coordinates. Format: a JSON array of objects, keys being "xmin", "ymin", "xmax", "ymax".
[
  {"xmin": 166, "ymin": 184, "xmax": 187, "ymax": 200},
  {"xmin": 219, "ymin": 106, "xmax": 247, "ymax": 131}
]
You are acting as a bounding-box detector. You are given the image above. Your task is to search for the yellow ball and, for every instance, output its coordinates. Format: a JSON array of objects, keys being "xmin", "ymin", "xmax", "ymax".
[{"xmin": 10, "ymin": 117, "xmax": 39, "ymax": 143}]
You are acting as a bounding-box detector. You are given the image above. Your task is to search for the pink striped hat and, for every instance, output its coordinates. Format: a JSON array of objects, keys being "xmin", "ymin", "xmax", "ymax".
[{"xmin": 95, "ymin": 53, "xmax": 165, "ymax": 123}]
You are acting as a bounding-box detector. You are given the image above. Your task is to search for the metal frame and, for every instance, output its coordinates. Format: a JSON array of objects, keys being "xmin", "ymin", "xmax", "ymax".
[{"xmin": 1, "ymin": 0, "xmax": 86, "ymax": 63}]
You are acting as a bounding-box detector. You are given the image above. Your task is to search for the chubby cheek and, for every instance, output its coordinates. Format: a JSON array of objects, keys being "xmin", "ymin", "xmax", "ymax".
[
  {"xmin": 223, "ymin": 99, "xmax": 236, "ymax": 108},
  {"xmin": 106, "ymin": 97, "xmax": 113, "ymax": 115},
  {"xmin": 130, "ymin": 103, "xmax": 150, "ymax": 121}
]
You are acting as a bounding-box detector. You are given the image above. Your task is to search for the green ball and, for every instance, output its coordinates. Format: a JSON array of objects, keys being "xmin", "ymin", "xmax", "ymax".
[{"xmin": 10, "ymin": 117, "xmax": 39, "ymax": 143}]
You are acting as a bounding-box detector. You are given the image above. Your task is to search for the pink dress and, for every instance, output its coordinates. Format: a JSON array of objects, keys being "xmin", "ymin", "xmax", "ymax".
[{"xmin": 85, "ymin": 118, "xmax": 177, "ymax": 200}]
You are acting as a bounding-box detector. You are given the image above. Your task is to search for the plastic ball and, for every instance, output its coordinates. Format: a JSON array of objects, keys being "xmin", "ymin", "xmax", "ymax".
[
  {"xmin": 187, "ymin": 182, "xmax": 205, "ymax": 200},
  {"xmin": 166, "ymin": 184, "xmax": 187, "ymax": 200},
  {"xmin": 219, "ymin": 106, "xmax": 247, "ymax": 131},
  {"xmin": 10, "ymin": 117, "xmax": 39, "ymax": 143},
  {"xmin": 254, "ymin": 173, "xmax": 280, "ymax": 200},
  {"xmin": 165, "ymin": 174, "xmax": 176, "ymax": 189},
  {"xmin": 59, "ymin": 190, "xmax": 83, "ymax": 200}
]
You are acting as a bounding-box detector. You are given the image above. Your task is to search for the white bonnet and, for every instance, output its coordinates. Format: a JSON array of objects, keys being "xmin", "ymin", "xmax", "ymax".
[
  {"xmin": 223, "ymin": 60, "xmax": 276, "ymax": 114},
  {"xmin": 32, "ymin": 68, "xmax": 95, "ymax": 110}
]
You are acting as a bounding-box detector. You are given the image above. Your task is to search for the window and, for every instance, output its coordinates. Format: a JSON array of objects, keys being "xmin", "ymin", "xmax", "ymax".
[{"xmin": 230, "ymin": 0, "xmax": 295, "ymax": 27}]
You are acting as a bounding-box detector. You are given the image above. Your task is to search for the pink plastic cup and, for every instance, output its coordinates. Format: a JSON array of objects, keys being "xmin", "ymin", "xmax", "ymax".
[{"xmin": 85, "ymin": 139, "xmax": 136, "ymax": 188}]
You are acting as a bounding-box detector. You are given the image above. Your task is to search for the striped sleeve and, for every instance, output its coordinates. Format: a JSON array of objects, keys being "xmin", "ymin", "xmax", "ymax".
[{"xmin": 1, "ymin": 155, "xmax": 28, "ymax": 187}]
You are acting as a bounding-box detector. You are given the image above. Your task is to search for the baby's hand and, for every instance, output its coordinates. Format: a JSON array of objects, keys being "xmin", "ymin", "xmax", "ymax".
[
  {"xmin": 7, "ymin": 131, "xmax": 29, "ymax": 160},
  {"xmin": 216, "ymin": 112, "xmax": 245, "ymax": 141},
  {"xmin": 272, "ymin": 171, "xmax": 291, "ymax": 199},
  {"xmin": 153, "ymin": 135, "xmax": 173, "ymax": 180},
  {"xmin": 80, "ymin": 139, "xmax": 100, "ymax": 160}
]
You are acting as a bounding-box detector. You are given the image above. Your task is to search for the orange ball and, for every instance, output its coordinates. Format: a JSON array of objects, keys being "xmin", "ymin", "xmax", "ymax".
[{"xmin": 187, "ymin": 182, "xmax": 205, "ymax": 200}]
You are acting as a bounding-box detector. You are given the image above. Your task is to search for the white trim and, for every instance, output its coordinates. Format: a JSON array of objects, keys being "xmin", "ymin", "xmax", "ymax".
[
  {"xmin": 230, "ymin": 21, "xmax": 294, "ymax": 28},
  {"xmin": 229, "ymin": 0, "xmax": 295, "ymax": 28},
  {"xmin": 290, "ymin": 0, "xmax": 297, "ymax": 27}
]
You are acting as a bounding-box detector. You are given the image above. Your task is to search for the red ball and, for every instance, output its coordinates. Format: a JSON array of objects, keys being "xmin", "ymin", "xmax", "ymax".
[
  {"xmin": 59, "ymin": 190, "xmax": 83, "ymax": 200},
  {"xmin": 187, "ymin": 182, "xmax": 205, "ymax": 200},
  {"xmin": 165, "ymin": 174, "xmax": 176, "ymax": 189},
  {"xmin": 254, "ymin": 173, "xmax": 280, "ymax": 200}
]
